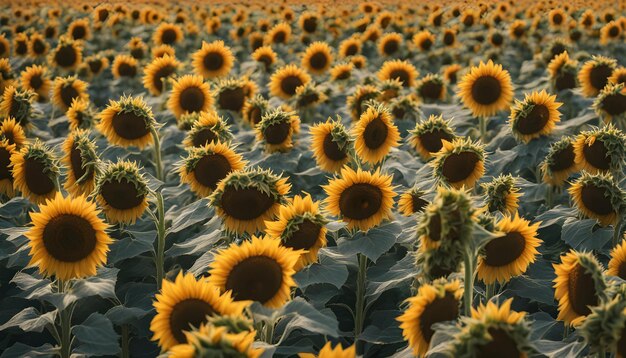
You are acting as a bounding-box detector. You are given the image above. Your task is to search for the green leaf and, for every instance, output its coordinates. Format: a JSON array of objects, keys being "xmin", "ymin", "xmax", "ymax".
[
  {"xmin": 275, "ymin": 298, "xmax": 339, "ymax": 344},
  {"xmin": 71, "ymin": 267, "xmax": 119, "ymax": 301},
  {"xmin": 0, "ymin": 307, "xmax": 56, "ymax": 333},
  {"xmin": 1, "ymin": 343, "xmax": 56, "ymax": 358},
  {"xmin": 294, "ymin": 262, "xmax": 348, "ymax": 289},
  {"xmin": 337, "ymin": 222, "xmax": 401, "ymax": 262},
  {"xmin": 72, "ymin": 313, "xmax": 120, "ymax": 356},
  {"xmin": 562, "ymin": 218, "xmax": 612, "ymax": 251}
]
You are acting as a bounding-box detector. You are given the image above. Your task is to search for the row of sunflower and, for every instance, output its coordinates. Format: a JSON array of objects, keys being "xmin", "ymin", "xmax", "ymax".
[{"xmin": 0, "ymin": 0, "xmax": 624, "ymax": 357}]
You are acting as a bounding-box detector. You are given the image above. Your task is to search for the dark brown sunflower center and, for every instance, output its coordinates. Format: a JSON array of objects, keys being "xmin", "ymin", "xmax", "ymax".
[
  {"xmin": 483, "ymin": 231, "xmax": 526, "ymax": 267},
  {"xmin": 428, "ymin": 212, "xmax": 442, "ymax": 242},
  {"xmin": 550, "ymin": 44, "xmax": 566, "ymax": 60},
  {"xmin": 618, "ymin": 260, "xmax": 626, "ymax": 281},
  {"xmin": 0, "ymin": 41, "xmax": 5, "ymax": 55},
  {"xmin": 30, "ymin": 75, "xmax": 43, "ymax": 90},
  {"xmin": 443, "ymin": 32, "xmax": 455, "ymax": 45},
  {"xmin": 555, "ymin": 71, "xmax": 576, "ymax": 91},
  {"xmin": 225, "ymin": 255, "xmax": 283, "ymax": 304},
  {"xmin": 264, "ymin": 121, "xmax": 291, "ymax": 145},
  {"xmin": 582, "ymin": 139, "xmax": 610, "ymax": 170},
  {"xmin": 45, "ymin": 27, "xmax": 56, "ymax": 38},
  {"xmin": 471, "ymin": 76, "xmax": 502, "ymax": 105},
  {"xmin": 411, "ymin": 194, "xmax": 428, "ymax": 214},
  {"xmin": 580, "ymin": 184, "xmax": 614, "ymax": 216},
  {"xmin": 70, "ymin": 144, "xmax": 92, "ymax": 182},
  {"xmin": 60, "ymin": 85, "xmax": 79, "ymax": 108},
  {"xmin": 117, "ymin": 62, "xmax": 136, "ymax": 77},
  {"xmin": 552, "ymin": 13, "xmax": 563, "ymax": 24},
  {"xmin": 284, "ymin": 219, "xmax": 321, "ymax": 250},
  {"xmin": 248, "ymin": 107, "xmax": 263, "ymax": 125},
  {"xmin": 383, "ymin": 39, "xmax": 399, "ymax": 55},
  {"xmin": 419, "ymin": 81, "xmax": 443, "ymax": 100},
  {"xmin": 203, "ymin": 52, "xmax": 224, "ymax": 71},
  {"xmin": 193, "ymin": 154, "xmax": 231, "ymax": 191},
  {"xmin": 323, "ymin": 133, "xmax": 347, "ymax": 161},
  {"xmin": 257, "ymin": 54, "xmax": 273, "ymax": 69},
  {"xmin": 589, "ymin": 64, "xmax": 613, "ymax": 91},
  {"xmin": 24, "ymin": 157, "xmax": 55, "ymax": 195},
  {"xmin": 303, "ymin": 18, "xmax": 317, "ymax": 33},
  {"xmin": 100, "ymin": 179, "xmax": 144, "ymax": 210},
  {"xmin": 549, "ymin": 144, "xmax": 575, "ymax": 171},
  {"xmin": 169, "ymin": 299, "xmax": 215, "ymax": 343},
  {"xmin": 363, "ymin": 117, "xmax": 388, "ymax": 150},
  {"xmin": 16, "ymin": 41, "xmax": 27, "ymax": 55},
  {"xmin": 345, "ymin": 44, "xmax": 358, "ymax": 56},
  {"xmin": 220, "ymin": 186, "xmax": 274, "ymax": 220},
  {"xmin": 161, "ymin": 29, "xmax": 177, "ymax": 44},
  {"xmin": 419, "ymin": 130, "xmax": 454, "ymax": 153},
  {"xmin": 567, "ymin": 263, "xmax": 598, "ymax": 316},
  {"xmin": 601, "ymin": 93, "xmax": 626, "ymax": 116},
  {"xmin": 441, "ymin": 151, "xmax": 479, "ymax": 183},
  {"xmin": 191, "ymin": 129, "xmax": 217, "ymax": 147},
  {"xmin": 0, "ymin": 146, "xmax": 11, "ymax": 180},
  {"xmin": 339, "ymin": 183, "xmax": 383, "ymax": 220},
  {"xmin": 418, "ymin": 292, "xmax": 459, "ymax": 343},
  {"xmin": 112, "ymin": 111, "xmax": 149, "ymax": 140},
  {"xmin": 280, "ymin": 75, "xmax": 304, "ymax": 97},
  {"xmin": 309, "ymin": 52, "xmax": 328, "ymax": 70},
  {"xmin": 130, "ymin": 48, "xmax": 144, "ymax": 59},
  {"xmin": 491, "ymin": 33, "xmax": 503, "ymax": 46},
  {"xmin": 54, "ymin": 45, "xmax": 77, "ymax": 68},
  {"xmin": 218, "ymin": 87, "xmax": 245, "ymax": 112},
  {"xmin": 389, "ymin": 69, "xmax": 409, "ymax": 87},
  {"xmin": 152, "ymin": 65, "xmax": 176, "ymax": 94},
  {"xmin": 463, "ymin": 15, "xmax": 474, "ymax": 26},
  {"xmin": 273, "ymin": 31, "xmax": 286, "ymax": 44},
  {"xmin": 72, "ymin": 25, "xmax": 86, "ymax": 40},
  {"xmin": 179, "ymin": 87, "xmax": 206, "ymax": 113},
  {"xmin": 88, "ymin": 60, "xmax": 102, "ymax": 74},
  {"xmin": 516, "ymin": 104, "xmax": 550, "ymax": 135},
  {"xmin": 609, "ymin": 26, "xmax": 619, "ymax": 37},
  {"xmin": 476, "ymin": 328, "xmax": 521, "ymax": 358},
  {"xmin": 43, "ymin": 214, "xmax": 96, "ymax": 263},
  {"xmin": 33, "ymin": 40, "xmax": 46, "ymax": 54}
]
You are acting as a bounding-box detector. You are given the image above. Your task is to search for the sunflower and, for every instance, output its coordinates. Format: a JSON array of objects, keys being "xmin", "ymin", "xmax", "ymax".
[
  {"xmin": 0, "ymin": 35, "xmax": 9, "ymax": 58},
  {"xmin": 111, "ymin": 55, "xmax": 138, "ymax": 79},
  {"xmin": 294, "ymin": 82, "xmax": 327, "ymax": 109},
  {"xmin": 481, "ymin": 174, "xmax": 522, "ymax": 215},
  {"xmin": 128, "ymin": 37, "xmax": 147, "ymax": 60},
  {"xmin": 600, "ymin": 21, "xmax": 622, "ymax": 45},
  {"xmin": 242, "ymin": 95, "xmax": 269, "ymax": 127},
  {"xmin": 300, "ymin": 42, "xmax": 333, "ymax": 75},
  {"xmin": 67, "ymin": 18, "xmax": 90, "ymax": 40},
  {"xmin": 66, "ymin": 98, "xmax": 94, "ymax": 131},
  {"xmin": 412, "ymin": 30, "xmax": 435, "ymax": 52},
  {"xmin": 608, "ymin": 239, "xmax": 626, "ymax": 280},
  {"xmin": 265, "ymin": 194, "xmax": 327, "ymax": 270},
  {"xmin": 350, "ymin": 55, "xmax": 367, "ymax": 70},
  {"xmin": 1, "ymin": 86, "xmax": 35, "ymax": 126},
  {"xmin": 579, "ymin": 10, "xmax": 595, "ymax": 29},
  {"xmin": 265, "ymin": 22, "xmax": 291, "ymax": 45},
  {"xmin": 609, "ymin": 68, "xmax": 626, "ymax": 86},
  {"xmin": 0, "ymin": 140, "xmax": 16, "ymax": 197},
  {"xmin": 153, "ymin": 23, "xmax": 183, "ymax": 45},
  {"xmin": 0, "ymin": 117, "xmax": 26, "ymax": 148},
  {"xmin": 398, "ymin": 187, "xmax": 428, "ymax": 216},
  {"xmin": 0, "ymin": 58, "xmax": 14, "ymax": 93},
  {"xmin": 310, "ymin": 118, "xmax": 352, "ymax": 173},
  {"xmin": 580, "ymin": 294, "xmax": 626, "ymax": 358},
  {"xmin": 251, "ymin": 46, "xmax": 277, "ymax": 71},
  {"xmin": 214, "ymin": 77, "xmax": 257, "ymax": 113},
  {"xmin": 568, "ymin": 171, "xmax": 624, "ymax": 226},
  {"xmin": 82, "ymin": 55, "xmax": 108, "ymax": 77},
  {"xmin": 192, "ymin": 40, "xmax": 234, "ymax": 79},
  {"xmin": 397, "ymin": 279, "xmax": 462, "ymax": 357},
  {"xmin": 378, "ymin": 32, "xmax": 402, "ymax": 57},
  {"xmin": 10, "ymin": 140, "xmax": 59, "ymax": 204},
  {"xmin": 62, "ymin": 130, "xmax": 98, "ymax": 197},
  {"xmin": 416, "ymin": 74, "xmax": 446, "ymax": 102},
  {"xmin": 377, "ymin": 60, "xmax": 418, "ymax": 88},
  {"xmin": 362, "ymin": 25, "xmax": 382, "ymax": 44},
  {"xmin": 431, "ymin": 138, "xmax": 485, "ymax": 189},
  {"xmin": 508, "ymin": 90, "xmax": 561, "ymax": 143},
  {"xmin": 547, "ymin": 51, "xmax": 578, "ymax": 92},
  {"xmin": 338, "ymin": 37, "xmax": 361, "ymax": 58},
  {"xmin": 378, "ymin": 79, "xmax": 403, "ymax": 102},
  {"xmin": 167, "ymin": 75, "xmax": 213, "ymax": 120},
  {"xmin": 269, "ymin": 65, "xmax": 311, "ymax": 99},
  {"xmin": 548, "ymin": 9, "xmax": 567, "ymax": 29},
  {"xmin": 353, "ymin": 104, "xmax": 400, "ymax": 164},
  {"xmin": 152, "ymin": 44, "xmax": 175, "ymax": 60},
  {"xmin": 49, "ymin": 37, "xmax": 82, "ymax": 70},
  {"xmin": 594, "ymin": 83, "xmax": 626, "ymax": 124},
  {"xmin": 323, "ymin": 166, "xmax": 396, "ymax": 231},
  {"xmin": 573, "ymin": 125, "xmax": 626, "ymax": 175},
  {"xmin": 489, "ymin": 31, "xmax": 505, "ymax": 47},
  {"xmin": 330, "ymin": 63, "xmax": 354, "ymax": 82},
  {"xmin": 142, "ymin": 55, "xmax": 181, "ymax": 96},
  {"xmin": 578, "ymin": 56, "xmax": 617, "ymax": 97},
  {"xmin": 248, "ymin": 32, "xmax": 264, "ymax": 52},
  {"xmin": 208, "ymin": 235, "xmax": 301, "ymax": 308},
  {"xmin": 28, "ymin": 33, "xmax": 48, "ymax": 58},
  {"xmin": 150, "ymin": 271, "xmax": 248, "ymax": 351},
  {"xmin": 442, "ymin": 28, "xmax": 457, "ymax": 47},
  {"xmin": 541, "ymin": 136, "xmax": 579, "ymax": 186},
  {"xmin": 179, "ymin": 142, "xmax": 245, "ymax": 198},
  {"xmin": 299, "ymin": 12, "xmax": 319, "ymax": 34},
  {"xmin": 407, "ymin": 114, "xmax": 456, "ymax": 161},
  {"xmin": 346, "ymin": 85, "xmax": 380, "ymax": 121},
  {"xmin": 95, "ymin": 160, "xmax": 149, "ymax": 224},
  {"xmin": 458, "ymin": 60, "xmax": 514, "ymax": 117},
  {"xmin": 13, "ymin": 33, "xmax": 28, "ymax": 57},
  {"xmin": 255, "ymin": 109, "xmax": 300, "ymax": 153},
  {"xmin": 25, "ymin": 193, "xmax": 110, "ymax": 281},
  {"xmin": 168, "ymin": 325, "xmax": 262, "ymax": 358},
  {"xmin": 210, "ymin": 168, "xmax": 290, "ymax": 235},
  {"xmin": 183, "ymin": 111, "xmax": 233, "ymax": 148},
  {"xmin": 51, "ymin": 76, "xmax": 89, "ymax": 112},
  {"xmin": 98, "ymin": 95, "xmax": 155, "ymax": 149},
  {"xmin": 553, "ymin": 250, "xmax": 606, "ymax": 327}
]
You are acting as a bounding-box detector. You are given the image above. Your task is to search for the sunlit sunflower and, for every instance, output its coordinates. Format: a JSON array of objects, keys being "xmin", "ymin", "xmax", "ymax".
[
  {"xmin": 416, "ymin": 74, "xmax": 446, "ymax": 102},
  {"xmin": 183, "ymin": 111, "xmax": 233, "ymax": 148},
  {"xmin": 0, "ymin": 117, "xmax": 26, "ymax": 148},
  {"xmin": 338, "ymin": 37, "xmax": 361, "ymax": 58},
  {"xmin": 214, "ymin": 77, "xmax": 257, "ymax": 113},
  {"xmin": 0, "ymin": 140, "xmax": 16, "ymax": 197},
  {"xmin": 251, "ymin": 46, "xmax": 277, "ymax": 71},
  {"xmin": 128, "ymin": 37, "xmax": 147, "ymax": 60},
  {"xmin": 10, "ymin": 140, "xmax": 59, "ymax": 204},
  {"xmin": 142, "ymin": 55, "xmax": 181, "ymax": 96},
  {"xmin": 192, "ymin": 40, "xmax": 234, "ymax": 79},
  {"xmin": 299, "ymin": 11, "xmax": 319, "ymax": 34},
  {"xmin": 270, "ymin": 65, "xmax": 311, "ymax": 99},
  {"xmin": 293, "ymin": 83, "xmax": 327, "ymax": 109},
  {"xmin": 0, "ymin": 35, "xmax": 9, "ymax": 58},
  {"xmin": 255, "ymin": 109, "xmax": 300, "ymax": 153},
  {"xmin": 608, "ymin": 239, "xmax": 626, "ymax": 280},
  {"xmin": 0, "ymin": 58, "xmax": 14, "ymax": 94},
  {"xmin": 150, "ymin": 271, "xmax": 248, "ymax": 351},
  {"xmin": 300, "ymin": 342, "xmax": 356, "ymax": 358},
  {"xmin": 353, "ymin": 104, "xmax": 400, "ymax": 164},
  {"xmin": 49, "ymin": 36, "xmax": 82, "ymax": 70},
  {"xmin": 578, "ymin": 56, "xmax": 617, "ymax": 97},
  {"xmin": 168, "ymin": 325, "xmax": 262, "ymax": 358},
  {"xmin": 151, "ymin": 44, "xmax": 175, "ymax": 60},
  {"xmin": 600, "ymin": 21, "xmax": 622, "ymax": 45},
  {"xmin": 458, "ymin": 60, "xmax": 514, "ymax": 117},
  {"xmin": 51, "ymin": 76, "xmax": 89, "ymax": 112},
  {"xmin": 67, "ymin": 18, "xmax": 90, "ymax": 41},
  {"xmin": 248, "ymin": 32, "xmax": 264, "ymax": 52},
  {"xmin": 167, "ymin": 75, "xmax": 213, "ymax": 120},
  {"xmin": 442, "ymin": 28, "xmax": 457, "ymax": 47},
  {"xmin": 594, "ymin": 83, "xmax": 626, "ymax": 124},
  {"xmin": 431, "ymin": 138, "xmax": 485, "ymax": 189},
  {"xmin": 398, "ymin": 279, "xmax": 462, "ymax": 357},
  {"xmin": 210, "ymin": 168, "xmax": 290, "ymax": 234},
  {"xmin": 377, "ymin": 60, "xmax": 418, "ymax": 88},
  {"xmin": 323, "ymin": 166, "xmax": 396, "ymax": 231},
  {"xmin": 408, "ymin": 115, "xmax": 456, "ymax": 161},
  {"xmin": 153, "ymin": 23, "xmax": 183, "ymax": 45},
  {"xmin": 481, "ymin": 174, "xmax": 522, "ymax": 215},
  {"xmin": 1, "ymin": 86, "xmax": 35, "ymax": 126},
  {"xmin": 573, "ymin": 125, "xmax": 626, "ymax": 175},
  {"xmin": 13, "ymin": 33, "xmax": 28, "ymax": 57},
  {"xmin": 26, "ymin": 193, "xmax": 110, "ymax": 281},
  {"xmin": 347, "ymin": 85, "xmax": 380, "ymax": 121},
  {"xmin": 547, "ymin": 51, "xmax": 578, "ymax": 92},
  {"xmin": 95, "ymin": 160, "xmax": 149, "ymax": 224},
  {"xmin": 397, "ymin": 187, "xmax": 428, "ymax": 216},
  {"xmin": 84, "ymin": 54, "xmax": 109, "ymax": 77},
  {"xmin": 509, "ymin": 90, "xmax": 561, "ymax": 143},
  {"xmin": 242, "ymin": 95, "xmax": 269, "ymax": 127},
  {"xmin": 61, "ymin": 129, "xmax": 98, "ymax": 197},
  {"xmin": 111, "ymin": 55, "xmax": 138, "ymax": 79},
  {"xmin": 208, "ymin": 235, "xmax": 301, "ymax": 308},
  {"xmin": 609, "ymin": 68, "xmax": 626, "ymax": 86},
  {"xmin": 330, "ymin": 63, "xmax": 354, "ymax": 82},
  {"xmin": 350, "ymin": 55, "xmax": 367, "ymax": 70},
  {"xmin": 301, "ymin": 42, "xmax": 333, "ymax": 75},
  {"xmin": 553, "ymin": 250, "xmax": 606, "ymax": 327},
  {"xmin": 362, "ymin": 25, "xmax": 382, "ymax": 44},
  {"xmin": 412, "ymin": 30, "xmax": 435, "ymax": 52},
  {"xmin": 568, "ymin": 171, "xmax": 624, "ymax": 226},
  {"xmin": 66, "ymin": 97, "xmax": 95, "ymax": 131},
  {"xmin": 98, "ymin": 95, "xmax": 155, "ymax": 149},
  {"xmin": 28, "ymin": 33, "xmax": 48, "ymax": 58},
  {"xmin": 378, "ymin": 32, "xmax": 402, "ymax": 57},
  {"xmin": 579, "ymin": 10, "xmax": 595, "ymax": 30},
  {"xmin": 179, "ymin": 142, "xmax": 245, "ymax": 198},
  {"xmin": 310, "ymin": 118, "xmax": 352, "ymax": 173},
  {"xmin": 548, "ymin": 9, "xmax": 567, "ymax": 29},
  {"xmin": 265, "ymin": 194, "xmax": 327, "ymax": 270},
  {"xmin": 540, "ymin": 136, "xmax": 579, "ymax": 186},
  {"xmin": 265, "ymin": 22, "xmax": 291, "ymax": 45}
]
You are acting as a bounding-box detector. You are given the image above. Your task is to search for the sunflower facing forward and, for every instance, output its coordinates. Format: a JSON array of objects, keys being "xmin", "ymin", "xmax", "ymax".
[
  {"xmin": 208, "ymin": 235, "xmax": 301, "ymax": 308},
  {"xmin": 62, "ymin": 129, "xmax": 99, "ymax": 197},
  {"xmin": 192, "ymin": 40, "xmax": 234, "ymax": 79},
  {"xmin": 270, "ymin": 65, "xmax": 311, "ymax": 99},
  {"xmin": 95, "ymin": 160, "xmax": 149, "ymax": 224},
  {"xmin": 310, "ymin": 117, "xmax": 352, "ymax": 173},
  {"xmin": 301, "ymin": 42, "xmax": 333, "ymax": 75},
  {"xmin": 167, "ymin": 75, "xmax": 213, "ymax": 120},
  {"xmin": 142, "ymin": 55, "xmax": 181, "ymax": 96},
  {"xmin": 458, "ymin": 60, "xmax": 514, "ymax": 117},
  {"xmin": 11, "ymin": 140, "xmax": 59, "ymax": 204},
  {"xmin": 377, "ymin": 60, "xmax": 418, "ymax": 88},
  {"xmin": 352, "ymin": 104, "xmax": 400, "ymax": 165},
  {"xmin": 568, "ymin": 171, "xmax": 624, "ymax": 227},
  {"xmin": 509, "ymin": 90, "xmax": 562, "ymax": 143},
  {"xmin": 578, "ymin": 56, "xmax": 617, "ymax": 97},
  {"xmin": 98, "ymin": 95, "xmax": 155, "ymax": 149},
  {"xmin": 20, "ymin": 65, "xmax": 50, "ymax": 101},
  {"xmin": 431, "ymin": 138, "xmax": 485, "ymax": 189}
]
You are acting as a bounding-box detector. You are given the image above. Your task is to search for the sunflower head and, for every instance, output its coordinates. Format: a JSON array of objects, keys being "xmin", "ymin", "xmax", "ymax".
[
  {"xmin": 547, "ymin": 51, "xmax": 578, "ymax": 92},
  {"xmin": 378, "ymin": 60, "xmax": 418, "ymax": 88},
  {"xmin": 600, "ymin": 21, "xmax": 622, "ymax": 45},
  {"xmin": 20, "ymin": 64, "xmax": 49, "ymax": 102},
  {"xmin": 0, "ymin": 139, "xmax": 16, "ymax": 197},
  {"xmin": 153, "ymin": 22, "xmax": 183, "ymax": 45},
  {"xmin": 580, "ymin": 296, "xmax": 626, "ymax": 357},
  {"xmin": 609, "ymin": 68, "xmax": 626, "ymax": 86},
  {"xmin": 330, "ymin": 63, "xmax": 354, "ymax": 82},
  {"xmin": 62, "ymin": 129, "xmax": 99, "ymax": 197},
  {"xmin": 378, "ymin": 32, "xmax": 402, "ymax": 57},
  {"xmin": 52, "ymin": 76, "xmax": 89, "ymax": 112},
  {"xmin": 110, "ymin": 54, "xmax": 137, "ymax": 79},
  {"xmin": 408, "ymin": 114, "xmax": 456, "ymax": 161},
  {"xmin": 578, "ymin": 56, "xmax": 617, "ymax": 97},
  {"xmin": 553, "ymin": 250, "xmax": 607, "ymax": 327},
  {"xmin": 568, "ymin": 170, "xmax": 624, "ymax": 227},
  {"xmin": 265, "ymin": 22, "xmax": 291, "ymax": 45},
  {"xmin": 339, "ymin": 37, "xmax": 361, "ymax": 58},
  {"xmin": 49, "ymin": 36, "xmax": 82, "ymax": 70},
  {"xmin": 388, "ymin": 95, "xmax": 420, "ymax": 121},
  {"xmin": 509, "ymin": 90, "xmax": 562, "ymax": 143},
  {"xmin": 353, "ymin": 103, "xmax": 400, "ymax": 164},
  {"xmin": 242, "ymin": 95, "xmax": 270, "ymax": 127},
  {"xmin": 215, "ymin": 77, "xmax": 257, "ymax": 113},
  {"xmin": 540, "ymin": 136, "xmax": 579, "ymax": 186},
  {"xmin": 609, "ymin": 238, "xmax": 626, "ymax": 281},
  {"xmin": 480, "ymin": 175, "xmax": 521, "ymax": 215},
  {"xmin": 0, "ymin": 58, "xmax": 15, "ymax": 92},
  {"xmin": 66, "ymin": 97, "xmax": 95, "ymax": 131},
  {"xmin": 301, "ymin": 41, "xmax": 333, "ymax": 75},
  {"xmin": 0, "ymin": 116, "xmax": 26, "ymax": 148},
  {"xmin": 398, "ymin": 187, "xmax": 428, "ymax": 216},
  {"xmin": 347, "ymin": 85, "xmax": 381, "ymax": 121},
  {"xmin": 0, "ymin": 86, "xmax": 35, "ymax": 127},
  {"xmin": 594, "ymin": 83, "xmax": 626, "ymax": 124},
  {"xmin": 573, "ymin": 124, "xmax": 626, "ymax": 174},
  {"xmin": 167, "ymin": 75, "xmax": 213, "ymax": 120},
  {"xmin": 542, "ymin": 38, "xmax": 570, "ymax": 64},
  {"xmin": 183, "ymin": 111, "xmax": 233, "ymax": 148},
  {"xmin": 128, "ymin": 37, "xmax": 147, "ymax": 60},
  {"xmin": 98, "ymin": 95, "xmax": 155, "ymax": 149},
  {"xmin": 192, "ymin": 40, "xmax": 234, "ymax": 79},
  {"xmin": 270, "ymin": 65, "xmax": 311, "ymax": 100},
  {"xmin": 10, "ymin": 140, "xmax": 59, "ymax": 204},
  {"xmin": 95, "ymin": 160, "xmax": 149, "ymax": 224},
  {"xmin": 168, "ymin": 324, "xmax": 262, "ymax": 358},
  {"xmin": 412, "ymin": 30, "xmax": 435, "ymax": 52},
  {"xmin": 251, "ymin": 46, "xmax": 277, "ymax": 71},
  {"xmin": 310, "ymin": 117, "xmax": 352, "ymax": 173},
  {"xmin": 458, "ymin": 60, "xmax": 514, "ymax": 117},
  {"xmin": 431, "ymin": 138, "xmax": 485, "ymax": 189},
  {"xmin": 294, "ymin": 82, "xmax": 327, "ymax": 109},
  {"xmin": 416, "ymin": 74, "xmax": 446, "ymax": 102},
  {"xmin": 142, "ymin": 55, "xmax": 181, "ymax": 96},
  {"xmin": 255, "ymin": 108, "xmax": 300, "ymax": 153}
]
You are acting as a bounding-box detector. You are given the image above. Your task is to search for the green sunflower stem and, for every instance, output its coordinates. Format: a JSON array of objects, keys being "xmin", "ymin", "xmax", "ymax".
[
  {"xmin": 613, "ymin": 221, "xmax": 624, "ymax": 247},
  {"xmin": 155, "ymin": 191, "xmax": 166, "ymax": 290},
  {"xmin": 478, "ymin": 116, "xmax": 488, "ymax": 142},
  {"xmin": 546, "ymin": 185, "xmax": 554, "ymax": 208},
  {"xmin": 354, "ymin": 253, "xmax": 367, "ymax": 341},
  {"xmin": 463, "ymin": 247, "xmax": 475, "ymax": 316},
  {"xmin": 150, "ymin": 127, "xmax": 164, "ymax": 182},
  {"xmin": 598, "ymin": 347, "xmax": 605, "ymax": 358},
  {"xmin": 58, "ymin": 280, "xmax": 72, "ymax": 358},
  {"xmin": 485, "ymin": 283, "xmax": 495, "ymax": 302},
  {"xmin": 121, "ymin": 324, "xmax": 130, "ymax": 358}
]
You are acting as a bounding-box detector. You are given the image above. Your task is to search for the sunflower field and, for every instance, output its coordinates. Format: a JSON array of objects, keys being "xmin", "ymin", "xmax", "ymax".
[{"xmin": 0, "ymin": 0, "xmax": 625, "ymax": 357}]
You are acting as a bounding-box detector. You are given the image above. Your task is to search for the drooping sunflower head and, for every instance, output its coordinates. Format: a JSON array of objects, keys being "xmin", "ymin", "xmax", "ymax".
[
  {"xmin": 167, "ymin": 75, "xmax": 213, "ymax": 120},
  {"xmin": 350, "ymin": 55, "xmax": 367, "ymax": 70},
  {"xmin": 397, "ymin": 279, "xmax": 462, "ymax": 357},
  {"xmin": 26, "ymin": 193, "xmax": 111, "ymax": 281},
  {"xmin": 338, "ymin": 36, "xmax": 361, "ymax": 58},
  {"xmin": 66, "ymin": 97, "xmax": 94, "ymax": 131},
  {"xmin": 416, "ymin": 74, "xmax": 446, "ymax": 103},
  {"xmin": 62, "ymin": 129, "xmax": 99, "ymax": 197},
  {"xmin": 192, "ymin": 40, "xmax": 234, "ymax": 79},
  {"xmin": 214, "ymin": 77, "xmax": 256, "ymax": 113},
  {"xmin": 0, "ymin": 85, "xmax": 35, "ymax": 127},
  {"xmin": 183, "ymin": 111, "xmax": 233, "ymax": 148},
  {"xmin": 377, "ymin": 78, "xmax": 403, "ymax": 103},
  {"xmin": 310, "ymin": 117, "xmax": 352, "ymax": 173},
  {"xmin": 294, "ymin": 82, "xmax": 327, "ymax": 109},
  {"xmin": 347, "ymin": 85, "xmax": 381, "ymax": 121},
  {"xmin": 48, "ymin": 36, "xmax": 82, "ymax": 70},
  {"xmin": 210, "ymin": 167, "xmax": 290, "ymax": 235},
  {"xmin": 301, "ymin": 41, "xmax": 333, "ymax": 75},
  {"xmin": 208, "ymin": 235, "xmax": 301, "ymax": 308},
  {"xmin": 52, "ymin": 76, "xmax": 89, "ymax": 112},
  {"xmin": 242, "ymin": 95, "xmax": 269, "ymax": 128},
  {"xmin": 431, "ymin": 138, "xmax": 485, "ymax": 189},
  {"xmin": 255, "ymin": 108, "xmax": 300, "ymax": 153},
  {"xmin": 353, "ymin": 103, "xmax": 400, "ymax": 165},
  {"xmin": 568, "ymin": 170, "xmax": 624, "ymax": 227},
  {"xmin": 152, "ymin": 22, "xmax": 183, "ymax": 45},
  {"xmin": 150, "ymin": 271, "xmax": 249, "ymax": 351},
  {"xmin": 142, "ymin": 55, "xmax": 181, "ymax": 96},
  {"xmin": 412, "ymin": 30, "xmax": 435, "ymax": 52},
  {"xmin": 408, "ymin": 114, "xmax": 456, "ymax": 161},
  {"xmin": 151, "ymin": 44, "xmax": 176, "ymax": 60},
  {"xmin": 84, "ymin": 54, "xmax": 109, "ymax": 77},
  {"xmin": 578, "ymin": 56, "xmax": 617, "ymax": 97},
  {"xmin": 179, "ymin": 141, "xmax": 246, "ymax": 198},
  {"xmin": 10, "ymin": 140, "xmax": 59, "ymax": 203},
  {"xmin": 378, "ymin": 60, "xmax": 418, "ymax": 88},
  {"xmin": 573, "ymin": 124, "xmax": 626, "ymax": 174},
  {"xmin": 608, "ymin": 239, "xmax": 626, "ymax": 281},
  {"xmin": 128, "ymin": 37, "xmax": 147, "ymax": 60},
  {"xmin": 542, "ymin": 38, "xmax": 570, "ymax": 64},
  {"xmin": 111, "ymin": 54, "xmax": 138, "ymax": 79},
  {"xmin": 0, "ymin": 116, "xmax": 26, "ymax": 148},
  {"xmin": 98, "ymin": 95, "xmax": 155, "ymax": 149},
  {"xmin": 509, "ymin": 90, "xmax": 562, "ymax": 143},
  {"xmin": 95, "ymin": 160, "xmax": 149, "ymax": 224},
  {"xmin": 480, "ymin": 174, "xmax": 522, "ymax": 215},
  {"xmin": 398, "ymin": 187, "xmax": 428, "ymax": 216},
  {"xmin": 269, "ymin": 64, "xmax": 311, "ymax": 100},
  {"xmin": 547, "ymin": 51, "xmax": 578, "ymax": 92},
  {"xmin": 378, "ymin": 32, "xmax": 403, "ymax": 57},
  {"xmin": 389, "ymin": 95, "xmax": 420, "ymax": 121},
  {"xmin": 251, "ymin": 46, "xmax": 277, "ymax": 71},
  {"xmin": 458, "ymin": 60, "xmax": 514, "ymax": 117},
  {"xmin": 594, "ymin": 83, "xmax": 626, "ymax": 124},
  {"xmin": 0, "ymin": 139, "xmax": 16, "ymax": 197},
  {"xmin": 553, "ymin": 250, "xmax": 606, "ymax": 327},
  {"xmin": 323, "ymin": 166, "xmax": 396, "ymax": 231}
]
